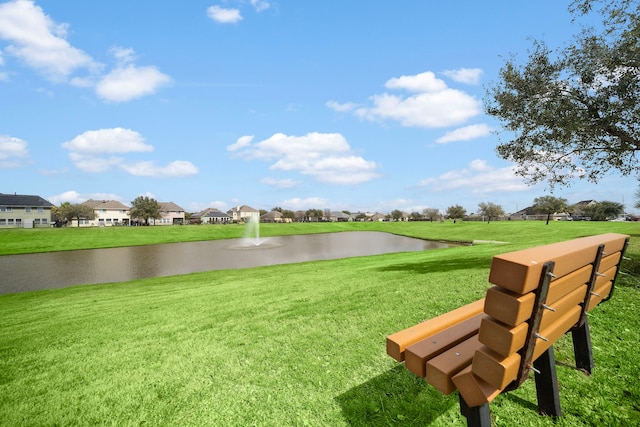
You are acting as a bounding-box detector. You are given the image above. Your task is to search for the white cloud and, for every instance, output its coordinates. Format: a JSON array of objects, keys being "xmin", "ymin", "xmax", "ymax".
[
  {"xmin": 250, "ymin": 0, "xmax": 270, "ymax": 12},
  {"xmin": 228, "ymin": 132, "xmax": 380, "ymax": 185},
  {"xmin": 227, "ymin": 135, "xmax": 254, "ymax": 152},
  {"xmin": 326, "ymin": 100, "xmax": 359, "ymax": 112},
  {"xmin": 436, "ymin": 123, "xmax": 492, "ymax": 144},
  {"xmin": 0, "ymin": 2, "xmax": 169, "ymax": 102},
  {"xmin": 62, "ymin": 128, "xmax": 153, "ymax": 154},
  {"xmin": 95, "ymin": 64, "xmax": 171, "ymax": 103},
  {"xmin": 120, "ymin": 160, "xmax": 199, "ymax": 177},
  {"xmin": 419, "ymin": 160, "xmax": 530, "ymax": 193},
  {"xmin": 0, "ymin": 0, "xmax": 97, "ymax": 81},
  {"xmin": 47, "ymin": 190, "xmax": 122, "ymax": 205},
  {"xmin": 68, "ymin": 153, "xmax": 124, "ymax": 173},
  {"xmin": 349, "ymin": 71, "xmax": 481, "ymax": 128},
  {"xmin": 385, "ymin": 71, "xmax": 448, "ymax": 93},
  {"xmin": 281, "ymin": 197, "xmax": 330, "ymax": 210},
  {"xmin": 442, "ymin": 68, "xmax": 483, "ymax": 85},
  {"xmin": 62, "ymin": 128, "xmax": 198, "ymax": 177},
  {"xmin": 110, "ymin": 46, "xmax": 136, "ymax": 65},
  {"xmin": 207, "ymin": 6, "xmax": 242, "ymax": 24},
  {"xmin": 0, "ymin": 134, "xmax": 29, "ymax": 167},
  {"xmin": 261, "ymin": 177, "xmax": 297, "ymax": 188}
]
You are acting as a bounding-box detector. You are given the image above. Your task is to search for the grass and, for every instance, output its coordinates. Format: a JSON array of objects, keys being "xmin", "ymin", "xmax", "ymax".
[{"xmin": 0, "ymin": 221, "xmax": 638, "ymax": 426}]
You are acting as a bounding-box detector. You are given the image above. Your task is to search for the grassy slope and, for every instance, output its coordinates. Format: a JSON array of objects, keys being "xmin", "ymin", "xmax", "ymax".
[{"xmin": 0, "ymin": 221, "xmax": 638, "ymax": 426}]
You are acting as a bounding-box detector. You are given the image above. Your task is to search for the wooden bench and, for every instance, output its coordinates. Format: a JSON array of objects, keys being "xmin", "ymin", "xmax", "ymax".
[{"xmin": 386, "ymin": 233, "xmax": 630, "ymax": 426}]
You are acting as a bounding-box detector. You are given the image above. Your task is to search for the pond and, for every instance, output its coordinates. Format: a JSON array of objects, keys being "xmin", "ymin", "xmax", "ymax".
[{"xmin": 0, "ymin": 231, "xmax": 452, "ymax": 294}]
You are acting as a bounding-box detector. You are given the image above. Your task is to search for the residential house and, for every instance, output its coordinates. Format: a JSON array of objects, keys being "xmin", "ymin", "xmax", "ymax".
[
  {"xmin": 153, "ymin": 202, "xmax": 186, "ymax": 225},
  {"xmin": 0, "ymin": 193, "xmax": 54, "ymax": 228},
  {"xmin": 369, "ymin": 213, "xmax": 387, "ymax": 222},
  {"xmin": 228, "ymin": 205, "xmax": 260, "ymax": 223},
  {"xmin": 328, "ymin": 211, "xmax": 351, "ymax": 222},
  {"xmin": 261, "ymin": 210, "xmax": 283, "ymax": 223},
  {"xmin": 78, "ymin": 199, "xmax": 130, "ymax": 227},
  {"xmin": 194, "ymin": 208, "xmax": 231, "ymax": 224}
]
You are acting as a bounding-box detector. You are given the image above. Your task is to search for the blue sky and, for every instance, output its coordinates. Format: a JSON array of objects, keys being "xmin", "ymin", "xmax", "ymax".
[{"xmin": 1, "ymin": 0, "xmax": 637, "ymax": 215}]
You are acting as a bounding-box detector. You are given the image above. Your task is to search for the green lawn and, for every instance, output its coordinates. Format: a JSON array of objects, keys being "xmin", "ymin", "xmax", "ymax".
[{"xmin": 0, "ymin": 221, "xmax": 638, "ymax": 426}]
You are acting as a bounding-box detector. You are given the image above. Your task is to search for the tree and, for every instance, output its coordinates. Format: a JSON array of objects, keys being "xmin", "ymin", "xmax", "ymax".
[
  {"xmin": 281, "ymin": 209, "xmax": 295, "ymax": 221},
  {"xmin": 446, "ymin": 205, "xmax": 467, "ymax": 221},
  {"xmin": 305, "ymin": 209, "xmax": 323, "ymax": 222},
  {"xmin": 129, "ymin": 196, "xmax": 161, "ymax": 225},
  {"xmin": 581, "ymin": 200, "xmax": 625, "ymax": 220},
  {"xmin": 486, "ymin": 0, "xmax": 639, "ymax": 189},
  {"xmin": 409, "ymin": 211, "xmax": 423, "ymax": 221},
  {"xmin": 532, "ymin": 196, "xmax": 569, "ymax": 225},
  {"xmin": 57, "ymin": 202, "xmax": 96, "ymax": 227},
  {"xmin": 422, "ymin": 208, "xmax": 440, "ymax": 222},
  {"xmin": 390, "ymin": 210, "xmax": 404, "ymax": 221},
  {"xmin": 478, "ymin": 202, "xmax": 505, "ymax": 224},
  {"xmin": 635, "ymin": 182, "xmax": 640, "ymax": 209}
]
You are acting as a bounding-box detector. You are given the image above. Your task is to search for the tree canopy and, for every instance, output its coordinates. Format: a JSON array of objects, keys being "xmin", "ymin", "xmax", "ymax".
[
  {"xmin": 533, "ymin": 196, "xmax": 569, "ymax": 225},
  {"xmin": 486, "ymin": 0, "xmax": 639, "ymax": 188},
  {"xmin": 575, "ymin": 200, "xmax": 625, "ymax": 220},
  {"xmin": 55, "ymin": 202, "xmax": 96, "ymax": 227},
  {"xmin": 422, "ymin": 208, "xmax": 441, "ymax": 222},
  {"xmin": 129, "ymin": 196, "xmax": 161, "ymax": 225},
  {"xmin": 478, "ymin": 202, "xmax": 505, "ymax": 224},
  {"xmin": 446, "ymin": 205, "xmax": 467, "ymax": 220}
]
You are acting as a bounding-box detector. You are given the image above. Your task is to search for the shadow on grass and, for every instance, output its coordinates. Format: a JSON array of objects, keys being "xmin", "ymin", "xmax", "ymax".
[
  {"xmin": 376, "ymin": 255, "xmax": 490, "ymax": 275},
  {"xmin": 335, "ymin": 365, "xmax": 458, "ymax": 426}
]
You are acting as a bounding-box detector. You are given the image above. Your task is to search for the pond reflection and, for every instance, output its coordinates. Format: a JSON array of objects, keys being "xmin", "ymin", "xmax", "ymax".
[{"xmin": 0, "ymin": 231, "xmax": 451, "ymax": 294}]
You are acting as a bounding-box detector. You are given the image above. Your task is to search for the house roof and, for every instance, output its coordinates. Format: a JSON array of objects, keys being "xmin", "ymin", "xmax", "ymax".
[
  {"xmin": 82, "ymin": 199, "xmax": 129, "ymax": 210},
  {"xmin": 203, "ymin": 210, "xmax": 231, "ymax": 218},
  {"xmin": 193, "ymin": 208, "xmax": 230, "ymax": 218},
  {"xmin": 0, "ymin": 193, "xmax": 54, "ymax": 208},
  {"xmin": 158, "ymin": 202, "xmax": 185, "ymax": 212},
  {"xmin": 261, "ymin": 210, "xmax": 283, "ymax": 219},
  {"xmin": 228, "ymin": 205, "xmax": 259, "ymax": 214}
]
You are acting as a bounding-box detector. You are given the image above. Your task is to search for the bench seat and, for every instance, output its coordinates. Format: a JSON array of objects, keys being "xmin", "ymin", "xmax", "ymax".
[{"xmin": 386, "ymin": 233, "xmax": 630, "ymax": 426}]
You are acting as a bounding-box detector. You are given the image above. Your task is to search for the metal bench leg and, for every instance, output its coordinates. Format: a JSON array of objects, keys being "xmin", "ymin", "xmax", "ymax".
[
  {"xmin": 571, "ymin": 319, "xmax": 594, "ymax": 374},
  {"xmin": 533, "ymin": 346, "xmax": 562, "ymax": 417},
  {"xmin": 459, "ymin": 394, "xmax": 491, "ymax": 427}
]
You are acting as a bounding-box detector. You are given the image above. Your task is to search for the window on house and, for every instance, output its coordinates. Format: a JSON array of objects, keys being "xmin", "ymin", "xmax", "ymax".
[
  {"xmin": 34, "ymin": 219, "xmax": 41, "ymax": 225},
  {"xmin": 0, "ymin": 219, "xmax": 5, "ymax": 225},
  {"xmin": 38, "ymin": 207, "xmax": 44, "ymax": 213},
  {"xmin": 25, "ymin": 207, "xmax": 32, "ymax": 213},
  {"xmin": 0, "ymin": 206, "xmax": 11, "ymax": 212},
  {"xmin": 8, "ymin": 219, "xmax": 14, "ymax": 225}
]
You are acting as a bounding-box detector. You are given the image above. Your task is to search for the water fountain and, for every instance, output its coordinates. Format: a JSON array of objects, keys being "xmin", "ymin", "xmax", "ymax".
[{"xmin": 243, "ymin": 216, "xmax": 262, "ymax": 246}]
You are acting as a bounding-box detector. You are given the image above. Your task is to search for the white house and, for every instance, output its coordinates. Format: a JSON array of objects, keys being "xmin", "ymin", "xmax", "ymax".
[
  {"xmin": 153, "ymin": 202, "xmax": 186, "ymax": 225},
  {"xmin": 228, "ymin": 205, "xmax": 260, "ymax": 223},
  {"xmin": 77, "ymin": 199, "xmax": 130, "ymax": 227}
]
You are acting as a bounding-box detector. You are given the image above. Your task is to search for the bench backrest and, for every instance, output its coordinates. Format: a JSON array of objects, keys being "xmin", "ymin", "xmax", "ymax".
[{"xmin": 453, "ymin": 233, "xmax": 629, "ymax": 406}]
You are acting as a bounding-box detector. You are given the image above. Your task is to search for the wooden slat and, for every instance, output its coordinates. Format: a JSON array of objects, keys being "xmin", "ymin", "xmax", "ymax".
[
  {"xmin": 484, "ymin": 286, "xmax": 535, "ymax": 327},
  {"xmin": 478, "ymin": 318, "xmax": 528, "ymax": 357},
  {"xmin": 599, "ymin": 252, "xmax": 621, "ymax": 273},
  {"xmin": 587, "ymin": 281, "xmax": 613, "ymax": 311},
  {"xmin": 452, "ymin": 365, "xmax": 502, "ymax": 407},
  {"xmin": 405, "ymin": 313, "xmax": 487, "ymax": 378},
  {"xmin": 546, "ymin": 264, "xmax": 592, "ymax": 304},
  {"xmin": 539, "ymin": 284, "xmax": 587, "ymax": 331},
  {"xmin": 532, "ymin": 306, "xmax": 582, "ymax": 361},
  {"xmin": 386, "ymin": 299, "xmax": 484, "ymax": 362},
  {"xmin": 426, "ymin": 335, "xmax": 481, "ymax": 395},
  {"xmin": 471, "ymin": 346, "xmax": 521, "ymax": 389},
  {"xmin": 488, "ymin": 233, "xmax": 628, "ymax": 294}
]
